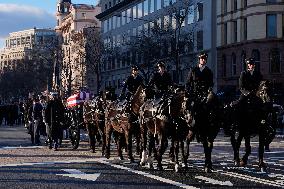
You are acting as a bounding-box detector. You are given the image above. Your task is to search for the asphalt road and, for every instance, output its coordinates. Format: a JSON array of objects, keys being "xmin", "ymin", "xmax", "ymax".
[{"xmin": 0, "ymin": 124, "xmax": 283, "ymax": 189}]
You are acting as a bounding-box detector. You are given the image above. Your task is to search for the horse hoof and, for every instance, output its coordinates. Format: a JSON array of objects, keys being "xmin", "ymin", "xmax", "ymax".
[
  {"xmin": 175, "ymin": 164, "xmax": 180, "ymax": 173},
  {"xmin": 105, "ymin": 154, "xmax": 110, "ymax": 159},
  {"xmin": 157, "ymin": 165, "xmax": 163, "ymax": 171},
  {"xmin": 240, "ymin": 159, "xmax": 247, "ymax": 167},
  {"xmin": 182, "ymin": 163, "xmax": 188, "ymax": 168},
  {"xmin": 147, "ymin": 163, "xmax": 154, "ymax": 169},
  {"xmin": 128, "ymin": 157, "xmax": 134, "ymax": 163},
  {"xmin": 204, "ymin": 166, "xmax": 213, "ymax": 173},
  {"xmin": 234, "ymin": 160, "xmax": 240, "ymax": 166},
  {"xmin": 119, "ymin": 156, "xmax": 124, "ymax": 161},
  {"xmin": 140, "ymin": 161, "xmax": 145, "ymax": 166}
]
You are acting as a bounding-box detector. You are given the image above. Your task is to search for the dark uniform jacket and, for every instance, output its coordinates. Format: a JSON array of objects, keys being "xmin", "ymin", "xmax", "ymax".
[
  {"xmin": 186, "ymin": 66, "xmax": 213, "ymax": 98},
  {"xmin": 121, "ymin": 74, "xmax": 144, "ymax": 95},
  {"xmin": 239, "ymin": 70, "xmax": 263, "ymax": 96},
  {"xmin": 33, "ymin": 102, "xmax": 43, "ymax": 120},
  {"xmin": 44, "ymin": 99, "xmax": 65, "ymax": 126},
  {"xmin": 148, "ymin": 71, "xmax": 172, "ymax": 93}
]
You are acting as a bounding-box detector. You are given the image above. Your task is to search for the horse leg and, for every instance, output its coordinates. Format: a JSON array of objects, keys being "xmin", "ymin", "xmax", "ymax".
[
  {"xmin": 182, "ymin": 139, "xmax": 190, "ymax": 168},
  {"xmin": 146, "ymin": 132, "xmax": 155, "ymax": 169},
  {"xmin": 140, "ymin": 125, "xmax": 148, "ymax": 166},
  {"xmin": 169, "ymin": 138, "xmax": 175, "ymax": 162},
  {"xmin": 240, "ymin": 135, "xmax": 251, "ymax": 167},
  {"xmin": 125, "ymin": 130, "xmax": 134, "ymax": 162},
  {"xmin": 99, "ymin": 122, "xmax": 106, "ymax": 156},
  {"xmin": 231, "ymin": 134, "xmax": 240, "ymax": 166},
  {"xmin": 156, "ymin": 134, "xmax": 165, "ymax": 171},
  {"xmin": 258, "ymin": 132, "xmax": 267, "ymax": 172},
  {"xmin": 105, "ymin": 124, "xmax": 112, "ymax": 159},
  {"xmin": 203, "ymin": 138, "xmax": 213, "ymax": 173},
  {"xmin": 87, "ymin": 123, "xmax": 96, "ymax": 153},
  {"xmin": 174, "ymin": 140, "xmax": 180, "ymax": 172},
  {"xmin": 116, "ymin": 133, "xmax": 124, "ymax": 160}
]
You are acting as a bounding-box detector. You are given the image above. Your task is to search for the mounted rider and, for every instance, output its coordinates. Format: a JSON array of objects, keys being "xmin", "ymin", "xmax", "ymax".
[
  {"xmin": 120, "ymin": 65, "xmax": 144, "ymax": 101},
  {"xmin": 148, "ymin": 61, "xmax": 173, "ymax": 115},
  {"xmin": 186, "ymin": 52, "xmax": 214, "ymax": 111},
  {"xmin": 238, "ymin": 58, "xmax": 263, "ymax": 105}
]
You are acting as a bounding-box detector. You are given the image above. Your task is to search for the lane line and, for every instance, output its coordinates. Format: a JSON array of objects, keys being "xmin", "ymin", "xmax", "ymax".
[{"xmin": 96, "ymin": 159, "xmax": 199, "ymax": 189}]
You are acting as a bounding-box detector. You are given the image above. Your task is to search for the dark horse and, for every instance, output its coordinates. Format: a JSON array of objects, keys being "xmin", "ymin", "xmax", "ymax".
[
  {"xmin": 104, "ymin": 85, "xmax": 145, "ymax": 161},
  {"xmin": 83, "ymin": 95, "xmax": 106, "ymax": 155},
  {"xmin": 139, "ymin": 86, "xmax": 186, "ymax": 171},
  {"xmin": 181, "ymin": 90, "xmax": 221, "ymax": 173},
  {"xmin": 223, "ymin": 80, "xmax": 276, "ymax": 172}
]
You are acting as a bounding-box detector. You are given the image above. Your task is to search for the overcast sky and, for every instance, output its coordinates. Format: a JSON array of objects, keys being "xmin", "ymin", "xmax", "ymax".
[{"xmin": 0, "ymin": 0, "xmax": 98, "ymax": 49}]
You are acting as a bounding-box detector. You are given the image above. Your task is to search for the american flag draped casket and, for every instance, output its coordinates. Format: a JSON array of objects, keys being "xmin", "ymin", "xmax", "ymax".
[{"xmin": 67, "ymin": 91, "xmax": 91, "ymax": 108}]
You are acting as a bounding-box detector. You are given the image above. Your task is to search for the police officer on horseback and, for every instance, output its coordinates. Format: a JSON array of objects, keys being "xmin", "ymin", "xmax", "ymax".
[
  {"xmin": 186, "ymin": 52, "xmax": 214, "ymax": 104},
  {"xmin": 148, "ymin": 62, "xmax": 173, "ymax": 114},
  {"xmin": 148, "ymin": 62, "xmax": 173, "ymax": 98},
  {"xmin": 238, "ymin": 58, "xmax": 263, "ymax": 103},
  {"xmin": 120, "ymin": 65, "xmax": 144, "ymax": 101}
]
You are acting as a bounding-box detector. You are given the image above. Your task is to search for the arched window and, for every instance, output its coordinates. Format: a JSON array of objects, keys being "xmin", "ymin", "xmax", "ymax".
[
  {"xmin": 241, "ymin": 50, "xmax": 246, "ymax": 71},
  {"xmin": 251, "ymin": 49, "xmax": 260, "ymax": 72},
  {"xmin": 231, "ymin": 53, "xmax": 237, "ymax": 76},
  {"xmin": 269, "ymin": 48, "xmax": 281, "ymax": 73},
  {"xmin": 222, "ymin": 54, "xmax": 226, "ymax": 77}
]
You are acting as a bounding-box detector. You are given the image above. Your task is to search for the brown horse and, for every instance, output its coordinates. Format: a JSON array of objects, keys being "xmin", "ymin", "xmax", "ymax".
[
  {"xmin": 139, "ymin": 87, "xmax": 186, "ymax": 171},
  {"xmin": 104, "ymin": 85, "xmax": 145, "ymax": 161},
  {"xmin": 83, "ymin": 96, "xmax": 106, "ymax": 155}
]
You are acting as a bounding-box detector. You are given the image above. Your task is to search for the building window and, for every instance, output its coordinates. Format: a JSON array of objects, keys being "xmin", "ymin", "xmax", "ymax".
[
  {"xmin": 197, "ymin": 30, "xmax": 203, "ymax": 50},
  {"xmin": 234, "ymin": 0, "xmax": 238, "ymax": 11},
  {"xmin": 105, "ymin": 4, "xmax": 107, "ymax": 10},
  {"xmin": 144, "ymin": 0, "xmax": 149, "ymax": 16},
  {"xmin": 109, "ymin": 2, "xmax": 112, "ymax": 8},
  {"xmin": 223, "ymin": 0, "xmax": 227, "ymax": 14},
  {"xmin": 241, "ymin": 51, "xmax": 246, "ymax": 71},
  {"xmin": 197, "ymin": 3, "xmax": 203, "ymax": 21},
  {"xmin": 188, "ymin": 5, "xmax": 194, "ymax": 25},
  {"xmin": 267, "ymin": 0, "xmax": 277, "ymax": 3},
  {"xmin": 138, "ymin": 2, "xmax": 143, "ymax": 18},
  {"xmin": 157, "ymin": 0, "xmax": 162, "ymax": 10},
  {"xmin": 150, "ymin": 0, "xmax": 155, "ymax": 13},
  {"xmin": 243, "ymin": 0, "xmax": 247, "ymax": 8},
  {"xmin": 269, "ymin": 48, "xmax": 281, "ymax": 73},
  {"xmin": 224, "ymin": 23, "xmax": 227, "ymax": 45},
  {"xmin": 222, "ymin": 55, "xmax": 227, "ymax": 77},
  {"xmin": 251, "ymin": 49, "xmax": 260, "ymax": 72},
  {"xmin": 267, "ymin": 14, "xmax": 277, "ymax": 38},
  {"xmin": 233, "ymin": 20, "xmax": 237, "ymax": 43},
  {"xmin": 231, "ymin": 53, "xmax": 237, "ymax": 76},
  {"xmin": 243, "ymin": 18, "xmax": 247, "ymax": 40}
]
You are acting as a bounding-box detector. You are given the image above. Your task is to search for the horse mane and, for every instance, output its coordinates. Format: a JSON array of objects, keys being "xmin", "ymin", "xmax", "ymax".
[{"xmin": 256, "ymin": 80, "xmax": 272, "ymax": 103}]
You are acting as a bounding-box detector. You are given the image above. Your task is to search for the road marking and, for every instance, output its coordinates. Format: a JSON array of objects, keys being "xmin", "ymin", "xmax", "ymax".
[
  {"xmin": 57, "ymin": 169, "xmax": 101, "ymax": 182},
  {"xmin": 96, "ymin": 159, "xmax": 199, "ymax": 189},
  {"xmin": 0, "ymin": 146, "xmax": 45, "ymax": 150},
  {"xmin": 218, "ymin": 170, "xmax": 284, "ymax": 188},
  {"xmin": 195, "ymin": 175, "xmax": 233, "ymax": 186}
]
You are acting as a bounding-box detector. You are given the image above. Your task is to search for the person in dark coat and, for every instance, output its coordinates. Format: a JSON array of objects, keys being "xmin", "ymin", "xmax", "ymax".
[
  {"xmin": 238, "ymin": 58, "xmax": 263, "ymax": 103},
  {"xmin": 186, "ymin": 52, "xmax": 214, "ymax": 102},
  {"xmin": 120, "ymin": 65, "xmax": 144, "ymax": 100},
  {"xmin": 32, "ymin": 96, "xmax": 43, "ymax": 145},
  {"xmin": 148, "ymin": 62, "xmax": 173, "ymax": 98},
  {"xmin": 44, "ymin": 92, "xmax": 65, "ymax": 151}
]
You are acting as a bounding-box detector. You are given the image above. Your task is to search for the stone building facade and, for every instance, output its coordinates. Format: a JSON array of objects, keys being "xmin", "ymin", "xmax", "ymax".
[{"xmin": 216, "ymin": 0, "xmax": 284, "ymax": 102}]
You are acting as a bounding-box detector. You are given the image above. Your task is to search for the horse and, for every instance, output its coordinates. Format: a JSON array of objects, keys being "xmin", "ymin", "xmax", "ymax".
[
  {"xmin": 223, "ymin": 80, "xmax": 276, "ymax": 172},
  {"xmin": 83, "ymin": 95, "xmax": 106, "ymax": 155},
  {"xmin": 104, "ymin": 85, "xmax": 145, "ymax": 162},
  {"xmin": 139, "ymin": 86, "xmax": 186, "ymax": 171},
  {"xmin": 181, "ymin": 90, "xmax": 221, "ymax": 173}
]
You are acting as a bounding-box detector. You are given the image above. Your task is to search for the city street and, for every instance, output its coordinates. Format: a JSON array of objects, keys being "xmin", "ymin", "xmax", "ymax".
[{"xmin": 0, "ymin": 125, "xmax": 283, "ymax": 189}]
